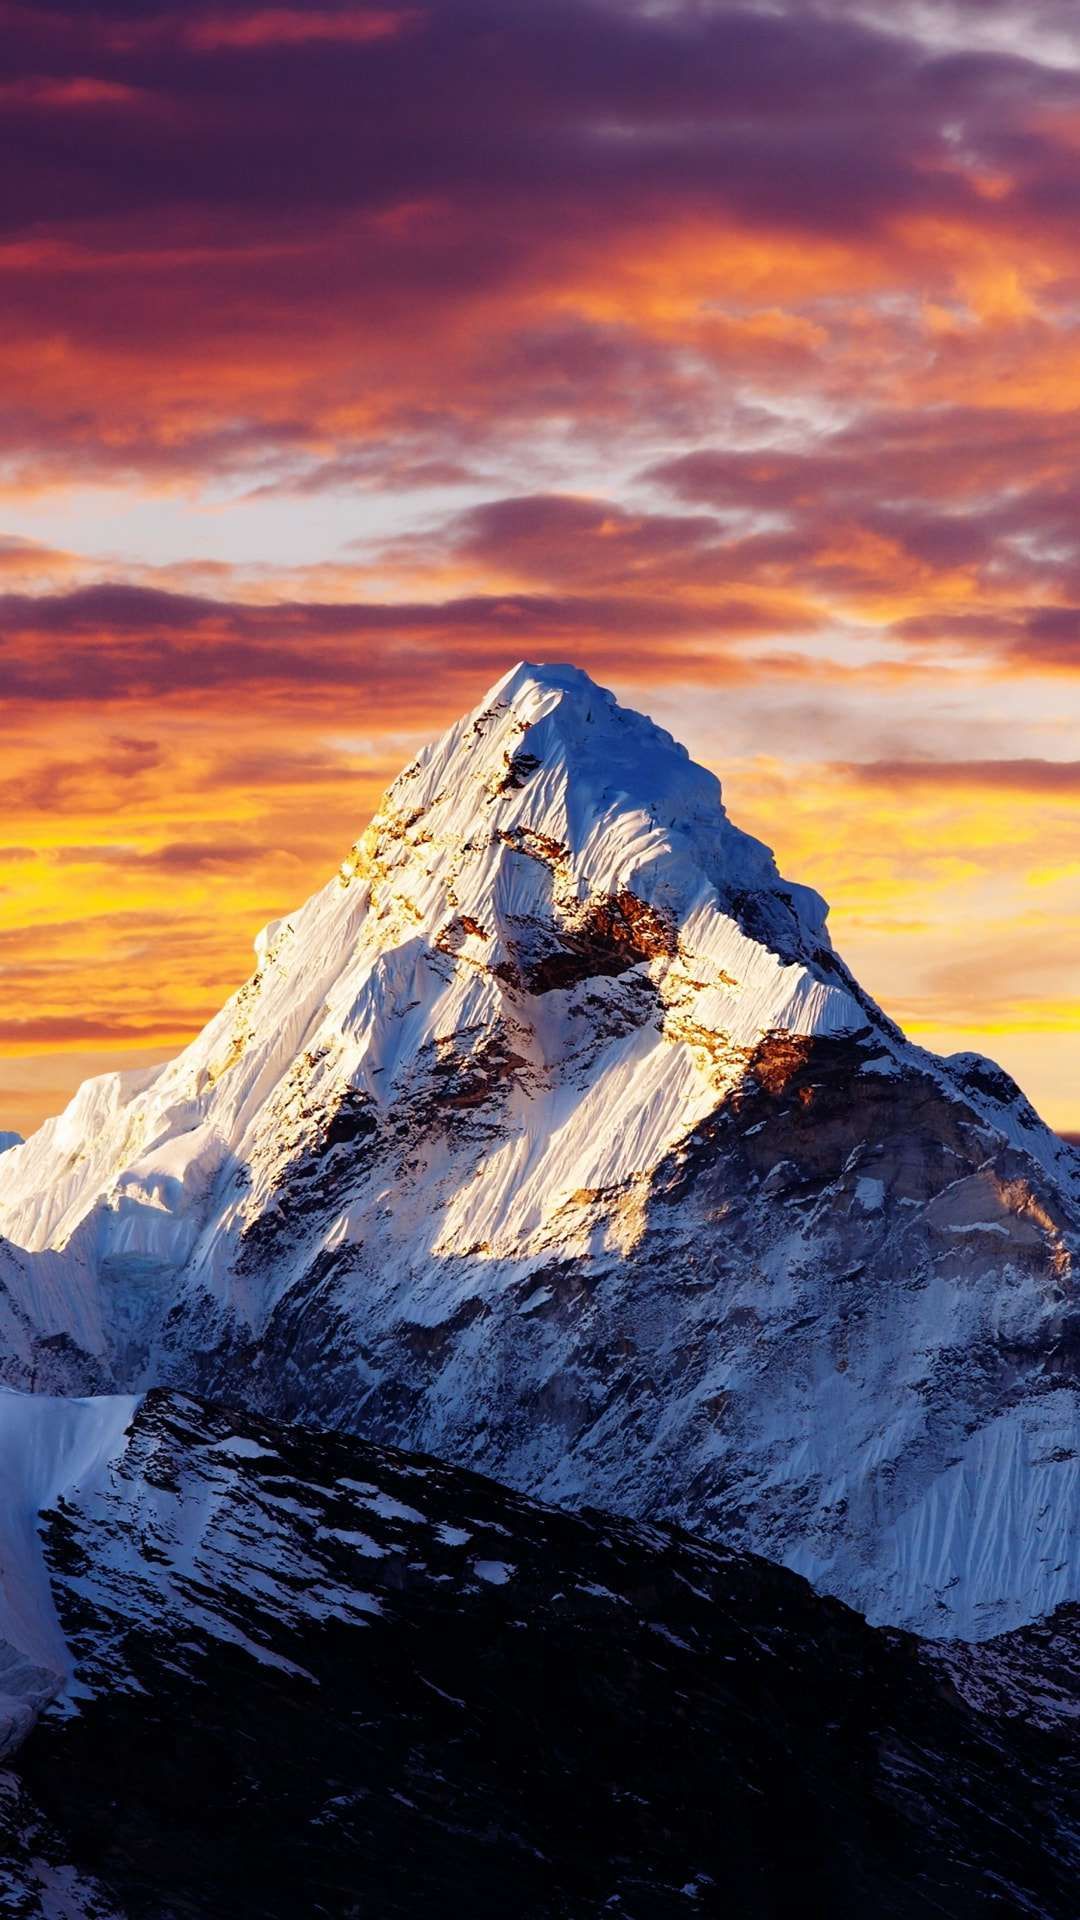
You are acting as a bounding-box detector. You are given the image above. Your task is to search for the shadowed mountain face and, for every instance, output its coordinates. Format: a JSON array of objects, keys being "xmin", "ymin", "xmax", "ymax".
[
  {"xmin": 0, "ymin": 663, "xmax": 1075, "ymax": 1638},
  {"xmin": 2, "ymin": 1390, "xmax": 1078, "ymax": 1920}
]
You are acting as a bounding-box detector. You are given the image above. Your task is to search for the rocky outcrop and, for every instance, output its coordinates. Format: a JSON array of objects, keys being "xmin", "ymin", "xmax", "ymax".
[{"xmin": 3, "ymin": 1389, "xmax": 1079, "ymax": 1920}]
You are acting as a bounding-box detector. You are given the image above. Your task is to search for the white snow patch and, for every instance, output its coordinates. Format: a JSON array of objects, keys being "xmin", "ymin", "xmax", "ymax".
[
  {"xmin": 326, "ymin": 1529, "xmax": 386, "ymax": 1559},
  {"xmin": 434, "ymin": 1523, "xmax": 471, "ymax": 1547},
  {"xmin": 338, "ymin": 1481, "xmax": 424, "ymax": 1525},
  {"xmin": 206, "ymin": 1435, "xmax": 277, "ymax": 1461},
  {"xmin": 473, "ymin": 1559, "xmax": 514, "ymax": 1585},
  {"xmin": 648, "ymin": 1623, "xmax": 695, "ymax": 1652}
]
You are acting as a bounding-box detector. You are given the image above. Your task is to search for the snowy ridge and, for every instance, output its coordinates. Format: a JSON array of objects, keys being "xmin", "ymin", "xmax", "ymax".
[{"xmin": 0, "ymin": 662, "xmax": 1075, "ymax": 1641}]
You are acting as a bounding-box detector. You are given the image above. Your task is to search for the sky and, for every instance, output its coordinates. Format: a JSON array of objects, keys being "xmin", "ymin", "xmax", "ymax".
[{"xmin": 1, "ymin": 0, "xmax": 1078, "ymax": 1138}]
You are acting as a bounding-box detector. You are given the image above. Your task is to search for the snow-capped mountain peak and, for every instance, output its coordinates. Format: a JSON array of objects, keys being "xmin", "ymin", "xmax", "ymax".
[
  {"xmin": 0, "ymin": 662, "xmax": 863, "ymax": 1270},
  {"xmin": 0, "ymin": 662, "xmax": 1075, "ymax": 1641},
  {"xmin": 372, "ymin": 659, "xmax": 835, "ymax": 953}
]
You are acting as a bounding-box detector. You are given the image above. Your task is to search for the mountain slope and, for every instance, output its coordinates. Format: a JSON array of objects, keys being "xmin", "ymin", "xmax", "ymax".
[
  {"xmin": 0, "ymin": 1391, "xmax": 136, "ymax": 1764},
  {"xmin": 3, "ymin": 1388, "xmax": 1079, "ymax": 1920},
  {"xmin": 0, "ymin": 662, "xmax": 1076, "ymax": 1637}
]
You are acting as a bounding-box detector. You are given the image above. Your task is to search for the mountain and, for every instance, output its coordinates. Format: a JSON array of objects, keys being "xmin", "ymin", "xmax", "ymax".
[
  {"xmin": 3, "ymin": 1387, "xmax": 1079, "ymax": 1919},
  {"xmin": 0, "ymin": 662, "xmax": 1076, "ymax": 1638}
]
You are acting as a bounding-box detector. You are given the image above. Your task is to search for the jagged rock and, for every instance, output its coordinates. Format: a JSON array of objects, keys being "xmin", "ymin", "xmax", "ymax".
[{"xmin": 1, "ymin": 1389, "xmax": 1078, "ymax": 1919}]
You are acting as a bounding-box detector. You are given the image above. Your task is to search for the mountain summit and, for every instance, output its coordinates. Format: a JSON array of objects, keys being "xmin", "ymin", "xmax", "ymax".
[{"xmin": 0, "ymin": 662, "xmax": 1076, "ymax": 1637}]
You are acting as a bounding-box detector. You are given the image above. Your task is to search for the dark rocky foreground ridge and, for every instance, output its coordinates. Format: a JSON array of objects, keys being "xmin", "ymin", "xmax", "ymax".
[{"xmin": 2, "ymin": 1390, "xmax": 1077, "ymax": 1919}]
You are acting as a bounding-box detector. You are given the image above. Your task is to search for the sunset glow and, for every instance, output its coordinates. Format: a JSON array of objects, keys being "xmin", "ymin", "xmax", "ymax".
[{"xmin": 2, "ymin": 0, "xmax": 1078, "ymax": 1136}]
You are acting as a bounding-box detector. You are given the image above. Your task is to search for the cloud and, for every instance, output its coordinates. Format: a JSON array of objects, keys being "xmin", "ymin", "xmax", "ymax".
[
  {"xmin": 0, "ymin": 578, "xmax": 793, "ymax": 724},
  {"xmin": 2, "ymin": 0, "xmax": 1080, "ymax": 501},
  {"xmin": 438, "ymin": 492, "xmax": 733, "ymax": 589},
  {"xmin": 0, "ymin": 733, "xmax": 163, "ymax": 810},
  {"xmin": 183, "ymin": 9, "xmax": 417, "ymax": 52},
  {"xmin": 0, "ymin": 1014, "xmax": 194, "ymax": 1044},
  {"xmin": 644, "ymin": 421, "xmax": 1080, "ymax": 664},
  {"xmin": 49, "ymin": 836, "xmax": 271, "ymax": 871},
  {"xmin": 1, "ymin": 0, "xmax": 1079, "ymax": 1129},
  {"xmin": 837, "ymin": 756, "xmax": 1080, "ymax": 790}
]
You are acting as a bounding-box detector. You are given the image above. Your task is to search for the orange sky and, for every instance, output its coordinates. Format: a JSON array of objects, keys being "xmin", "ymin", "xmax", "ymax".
[{"xmin": 0, "ymin": 0, "xmax": 1078, "ymax": 1137}]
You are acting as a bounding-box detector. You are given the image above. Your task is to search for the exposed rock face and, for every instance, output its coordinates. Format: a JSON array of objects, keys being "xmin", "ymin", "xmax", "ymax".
[
  {"xmin": 0, "ymin": 662, "xmax": 1076, "ymax": 1638},
  {"xmin": 3, "ymin": 1390, "xmax": 1079, "ymax": 1920}
]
